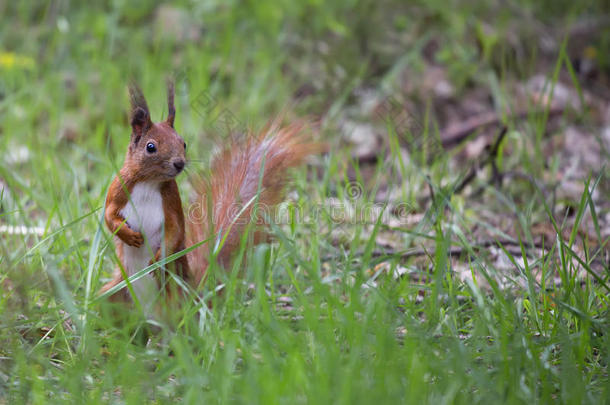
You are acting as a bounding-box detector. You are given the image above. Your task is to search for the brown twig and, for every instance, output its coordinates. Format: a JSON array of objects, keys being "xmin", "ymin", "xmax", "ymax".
[
  {"xmin": 324, "ymin": 238, "xmax": 550, "ymax": 264},
  {"xmin": 440, "ymin": 106, "xmax": 564, "ymax": 149},
  {"xmin": 453, "ymin": 126, "xmax": 507, "ymax": 195}
]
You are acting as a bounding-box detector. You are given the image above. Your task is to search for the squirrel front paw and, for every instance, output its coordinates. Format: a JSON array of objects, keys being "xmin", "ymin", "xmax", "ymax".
[{"xmin": 123, "ymin": 229, "xmax": 144, "ymax": 247}]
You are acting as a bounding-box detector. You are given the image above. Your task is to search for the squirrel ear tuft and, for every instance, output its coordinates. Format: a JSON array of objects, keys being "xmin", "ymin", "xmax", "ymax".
[
  {"xmin": 128, "ymin": 83, "xmax": 152, "ymax": 137},
  {"xmin": 166, "ymin": 79, "xmax": 175, "ymax": 127}
]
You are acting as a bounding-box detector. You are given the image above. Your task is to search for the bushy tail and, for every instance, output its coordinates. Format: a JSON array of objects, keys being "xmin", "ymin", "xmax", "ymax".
[{"xmin": 186, "ymin": 120, "xmax": 321, "ymax": 286}]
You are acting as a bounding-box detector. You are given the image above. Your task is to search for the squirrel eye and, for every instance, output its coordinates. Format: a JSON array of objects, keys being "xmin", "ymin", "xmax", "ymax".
[
  {"xmin": 146, "ymin": 142, "xmax": 157, "ymax": 153},
  {"xmin": 184, "ymin": 142, "xmax": 187, "ymax": 150}
]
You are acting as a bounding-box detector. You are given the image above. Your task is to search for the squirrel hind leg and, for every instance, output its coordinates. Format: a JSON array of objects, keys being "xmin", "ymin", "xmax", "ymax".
[{"xmin": 99, "ymin": 270, "xmax": 130, "ymax": 303}]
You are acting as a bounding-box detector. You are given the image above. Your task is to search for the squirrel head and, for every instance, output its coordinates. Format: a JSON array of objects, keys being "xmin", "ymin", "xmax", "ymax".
[{"xmin": 125, "ymin": 81, "xmax": 187, "ymax": 182}]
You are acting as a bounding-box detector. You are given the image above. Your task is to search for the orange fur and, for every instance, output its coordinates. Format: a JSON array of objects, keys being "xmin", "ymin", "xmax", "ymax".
[{"xmin": 186, "ymin": 120, "xmax": 321, "ymax": 286}]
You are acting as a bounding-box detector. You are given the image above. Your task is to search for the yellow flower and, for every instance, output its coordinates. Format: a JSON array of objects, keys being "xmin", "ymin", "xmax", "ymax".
[{"xmin": 0, "ymin": 51, "xmax": 34, "ymax": 69}]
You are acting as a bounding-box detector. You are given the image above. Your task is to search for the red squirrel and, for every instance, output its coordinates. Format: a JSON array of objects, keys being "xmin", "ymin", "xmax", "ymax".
[{"xmin": 100, "ymin": 82, "xmax": 318, "ymax": 311}]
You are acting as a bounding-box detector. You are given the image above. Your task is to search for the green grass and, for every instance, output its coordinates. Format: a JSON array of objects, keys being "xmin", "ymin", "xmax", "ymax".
[{"xmin": 1, "ymin": 1, "xmax": 609, "ymax": 403}]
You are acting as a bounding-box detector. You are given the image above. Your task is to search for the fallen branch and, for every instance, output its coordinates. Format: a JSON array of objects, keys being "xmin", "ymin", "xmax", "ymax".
[
  {"xmin": 441, "ymin": 106, "xmax": 564, "ymax": 149},
  {"xmin": 323, "ymin": 238, "xmax": 550, "ymax": 263},
  {"xmin": 452, "ymin": 126, "xmax": 507, "ymax": 195}
]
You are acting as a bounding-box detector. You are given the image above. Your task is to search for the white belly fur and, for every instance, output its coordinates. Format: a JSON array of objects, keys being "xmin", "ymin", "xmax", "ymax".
[{"xmin": 119, "ymin": 181, "xmax": 164, "ymax": 312}]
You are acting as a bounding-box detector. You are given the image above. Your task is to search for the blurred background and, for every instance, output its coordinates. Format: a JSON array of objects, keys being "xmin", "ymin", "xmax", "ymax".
[
  {"xmin": 1, "ymin": 0, "xmax": 609, "ymax": 253},
  {"xmin": 1, "ymin": 1, "xmax": 610, "ymax": 402},
  {"xmin": 1, "ymin": 0, "xmax": 609, "ymax": 154}
]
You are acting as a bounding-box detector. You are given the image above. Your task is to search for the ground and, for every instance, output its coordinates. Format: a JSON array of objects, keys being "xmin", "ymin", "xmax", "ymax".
[{"xmin": 0, "ymin": 1, "xmax": 609, "ymax": 403}]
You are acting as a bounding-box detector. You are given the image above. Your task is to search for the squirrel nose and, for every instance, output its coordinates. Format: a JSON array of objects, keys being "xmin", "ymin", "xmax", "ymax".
[{"xmin": 173, "ymin": 160, "xmax": 185, "ymax": 172}]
